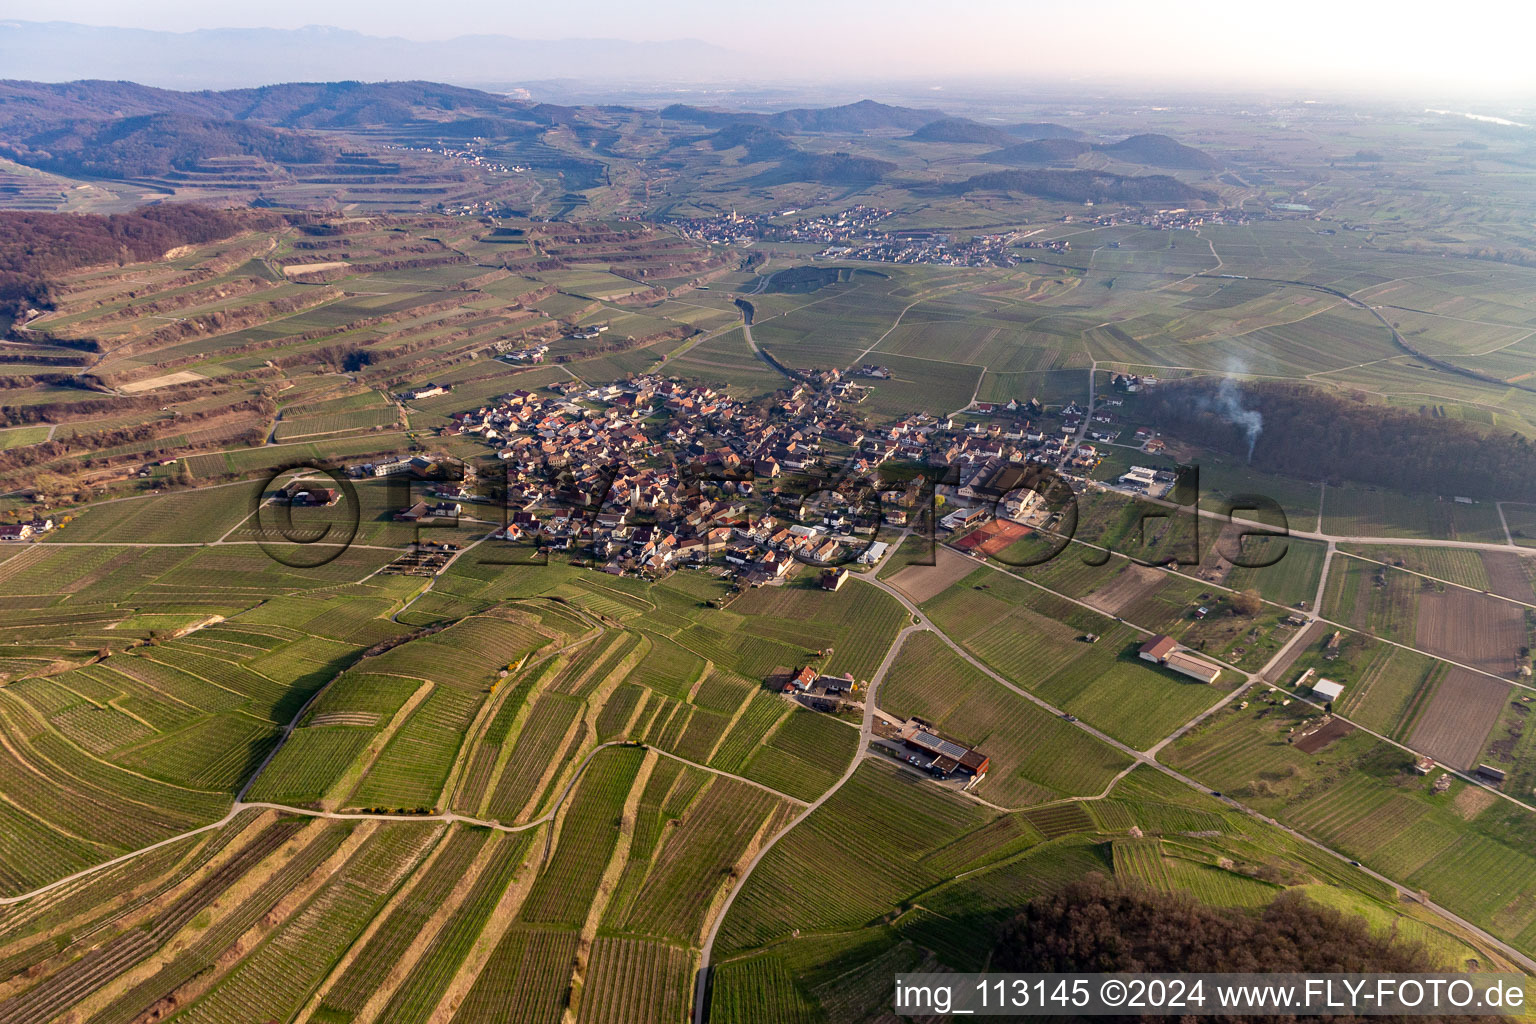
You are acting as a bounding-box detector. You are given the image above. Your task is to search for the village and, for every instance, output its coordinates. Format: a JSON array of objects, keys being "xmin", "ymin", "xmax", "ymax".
[{"xmin": 311, "ymin": 357, "xmax": 1178, "ymax": 588}]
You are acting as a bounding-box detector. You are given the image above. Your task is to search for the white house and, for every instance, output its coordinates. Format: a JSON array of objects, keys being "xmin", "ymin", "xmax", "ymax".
[{"xmin": 857, "ymin": 541, "xmax": 889, "ymax": 565}]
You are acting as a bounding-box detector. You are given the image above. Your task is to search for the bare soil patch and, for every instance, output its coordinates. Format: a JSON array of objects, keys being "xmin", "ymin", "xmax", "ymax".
[
  {"xmin": 1481, "ymin": 552, "xmax": 1535, "ymax": 603},
  {"xmin": 1415, "ymin": 587, "xmax": 1527, "ymax": 675},
  {"xmin": 282, "ymin": 260, "xmax": 350, "ymax": 278},
  {"xmin": 1084, "ymin": 564, "xmax": 1166, "ymax": 616},
  {"xmin": 1451, "ymin": 783, "xmax": 1497, "ymax": 820},
  {"xmin": 1409, "ymin": 667, "xmax": 1509, "ymax": 770},
  {"xmin": 888, "ymin": 546, "xmax": 979, "ymax": 604},
  {"xmin": 118, "ymin": 370, "xmax": 206, "ymax": 393},
  {"xmin": 1294, "ymin": 715, "xmax": 1355, "ymax": 754}
]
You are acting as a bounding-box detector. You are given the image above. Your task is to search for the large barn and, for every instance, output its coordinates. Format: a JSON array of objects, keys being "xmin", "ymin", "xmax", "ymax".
[{"xmin": 1138, "ymin": 634, "xmax": 1223, "ymax": 683}]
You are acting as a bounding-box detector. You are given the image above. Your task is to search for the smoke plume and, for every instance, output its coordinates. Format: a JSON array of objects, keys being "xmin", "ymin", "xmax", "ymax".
[{"xmin": 1206, "ymin": 374, "xmax": 1263, "ymax": 461}]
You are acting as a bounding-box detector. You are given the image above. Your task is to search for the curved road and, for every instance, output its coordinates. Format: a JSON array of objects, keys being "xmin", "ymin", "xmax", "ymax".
[
  {"xmin": 691, "ymin": 556, "xmax": 1536, "ymax": 1021},
  {"xmin": 692, "ymin": 619, "xmax": 927, "ymax": 1024}
]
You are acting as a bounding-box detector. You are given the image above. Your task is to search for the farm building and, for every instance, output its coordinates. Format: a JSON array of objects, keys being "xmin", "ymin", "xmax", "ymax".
[
  {"xmin": 1120, "ymin": 466, "xmax": 1159, "ymax": 489},
  {"xmin": 940, "ymin": 506, "xmax": 988, "ymax": 532},
  {"xmin": 817, "ymin": 672, "xmax": 855, "ymax": 695},
  {"xmin": 1138, "ymin": 634, "xmax": 1222, "ymax": 683},
  {"xmin": 1138, "ymin": 635, "xmax": 1179, "ymax": 663},
  {"xmin": 858, "ymin": 541, "xmax": 889, "ymax": 565},
  {"xmin": 284, "ymin": 481, "xmax": 340, "ymax": 507},
  {"xmin": 820, "ymin": 567, "xmax": 849, "ymax": 591},
  {"xmin": 1163, "ymin": 650, "xmax": 1222, "ymax": 684},
  {"xmin": 394, "ymin": 500, "xmax": 461, "ymax": 522},
  {"xmin": 783, "ymin": 668, "xmax": 854, "ymax": 699},
  {"xmin": 782, "ymin": 666, "xmax": 818, "ymax": 693},
  {"xmin": 1311, "ymin": 678, "xmax": 1345, "ymax": 703},
  {"xmin": 896, "ymin": 719, "xmax": 990, "ymax": 778}
]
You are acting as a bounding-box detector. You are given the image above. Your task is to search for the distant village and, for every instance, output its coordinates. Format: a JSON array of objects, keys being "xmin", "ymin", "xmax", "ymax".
[
  {"xmin": 668, "ymin": 206, "xmax": 1053, "ymax": 268},
  {"xmin": 670, "ymin": 205, "xmax": 894, "ymax": 247},
  {"xmin": 1063, "ymin": 207, "xmax": 1253, "ymax": 231},
  {"xmin": 816, "ymin": 229, "xmax": 1040, "ymax": 268}
]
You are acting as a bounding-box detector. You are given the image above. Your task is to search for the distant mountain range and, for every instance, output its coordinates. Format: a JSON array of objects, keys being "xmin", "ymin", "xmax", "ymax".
[
  {"xmin": 662, "ymin": 100, "xmax": 941, "ymax": 133},
  {"xmin": 0, "ymin": 80, "xmax": 574, "ymax": 180},
  {"xmin": 0, "ymin": 20, "xmax": 752, "ymax": 89},
  {"xmin": 0, "ymin": 80, "xmax": 560, "ymax": 133},
  {"xmin": 0, "ymin": 76, "xmax": 1223, "ymax": 207}
]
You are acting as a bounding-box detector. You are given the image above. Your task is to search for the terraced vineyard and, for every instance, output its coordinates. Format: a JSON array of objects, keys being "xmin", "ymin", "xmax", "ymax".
[{"xmin": 0, "ymin": 512, "xmax": 1530, "ymax": 1024}]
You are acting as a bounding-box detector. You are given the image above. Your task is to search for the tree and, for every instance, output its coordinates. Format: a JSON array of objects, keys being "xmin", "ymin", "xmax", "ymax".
[{"xmin": 1231, "ymin": 588, "xmax": 1264, "ymax": 616}]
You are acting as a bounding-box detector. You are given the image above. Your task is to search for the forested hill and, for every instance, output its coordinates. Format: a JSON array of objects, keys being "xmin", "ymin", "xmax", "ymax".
[
  {"xmin": 1141, "ymin": 379, "xmax": 1536, "ymax": 502},
  {"xmin": 996, "ymin": 878, "xmax": 1484, "ymax": 996},
  {"xmin": 0, "ymin": 206, "xmax": 280, "ymax": 315},
  {"xmin": 3, "ymin": 114, "xmax": 336, "ymax": 179},
  {"xmin": 1097, "ymin": 132, "xmax": 1221, "ymax": 170},
  {"xmin": 951, "ymin": 169, "xmax": 1213, "ymax": 203}
]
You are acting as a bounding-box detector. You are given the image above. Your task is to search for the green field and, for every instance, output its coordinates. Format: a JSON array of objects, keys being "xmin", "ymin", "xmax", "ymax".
[
  {"xmin": 879, "ymin": 631, "xmax": 1131, "ymax": 804},
  {"xmin": 923, "ymin": 568, "xmax": 1229, "ymax": 748}
]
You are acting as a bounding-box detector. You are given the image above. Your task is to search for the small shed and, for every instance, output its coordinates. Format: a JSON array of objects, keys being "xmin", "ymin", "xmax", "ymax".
[{"xmin": 1311, "ymin": 678, "xmax": 1345, "ymax": 703}]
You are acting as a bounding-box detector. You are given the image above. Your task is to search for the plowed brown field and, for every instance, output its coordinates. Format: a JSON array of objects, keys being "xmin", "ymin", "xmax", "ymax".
[
  {"xmin": 1409, "ymin": 667, "xmax": 1509, "ymax": 769},
  {"xmin": 1415, "ymin": 587, "xmax": 1527, "ymax": 675}
]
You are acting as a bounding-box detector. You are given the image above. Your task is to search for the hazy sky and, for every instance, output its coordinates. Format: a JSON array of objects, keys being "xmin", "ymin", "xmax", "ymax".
[{"xmin": 5, "ymin": 0, "xmax": 1533, "ymax": 96}]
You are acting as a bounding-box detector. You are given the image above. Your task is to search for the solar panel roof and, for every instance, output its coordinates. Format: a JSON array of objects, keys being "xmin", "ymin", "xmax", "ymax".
[{"xmin": 914, "ymin": 730, "xmax": 969, "ymax": 759}]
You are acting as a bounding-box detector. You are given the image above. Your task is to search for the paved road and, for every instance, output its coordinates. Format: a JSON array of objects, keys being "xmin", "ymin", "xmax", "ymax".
[
  {"xmin": 738, "ymin": 315, "xmax": 793, "ymax": 383},
  {"xmin": 1082, "ymin": 477, "xmax": 1536, "ymax": 556},
  {"xmin": 694, "ymin": 562, "xmax": 1304, "ymax": 1024},
  {"xmin": 692, "ymin": 615, "xmax": 926, "ymax": 1024},
  {"xmin": 865, "ymin": 574, "xmax": 1536, "ymax": 973}
]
